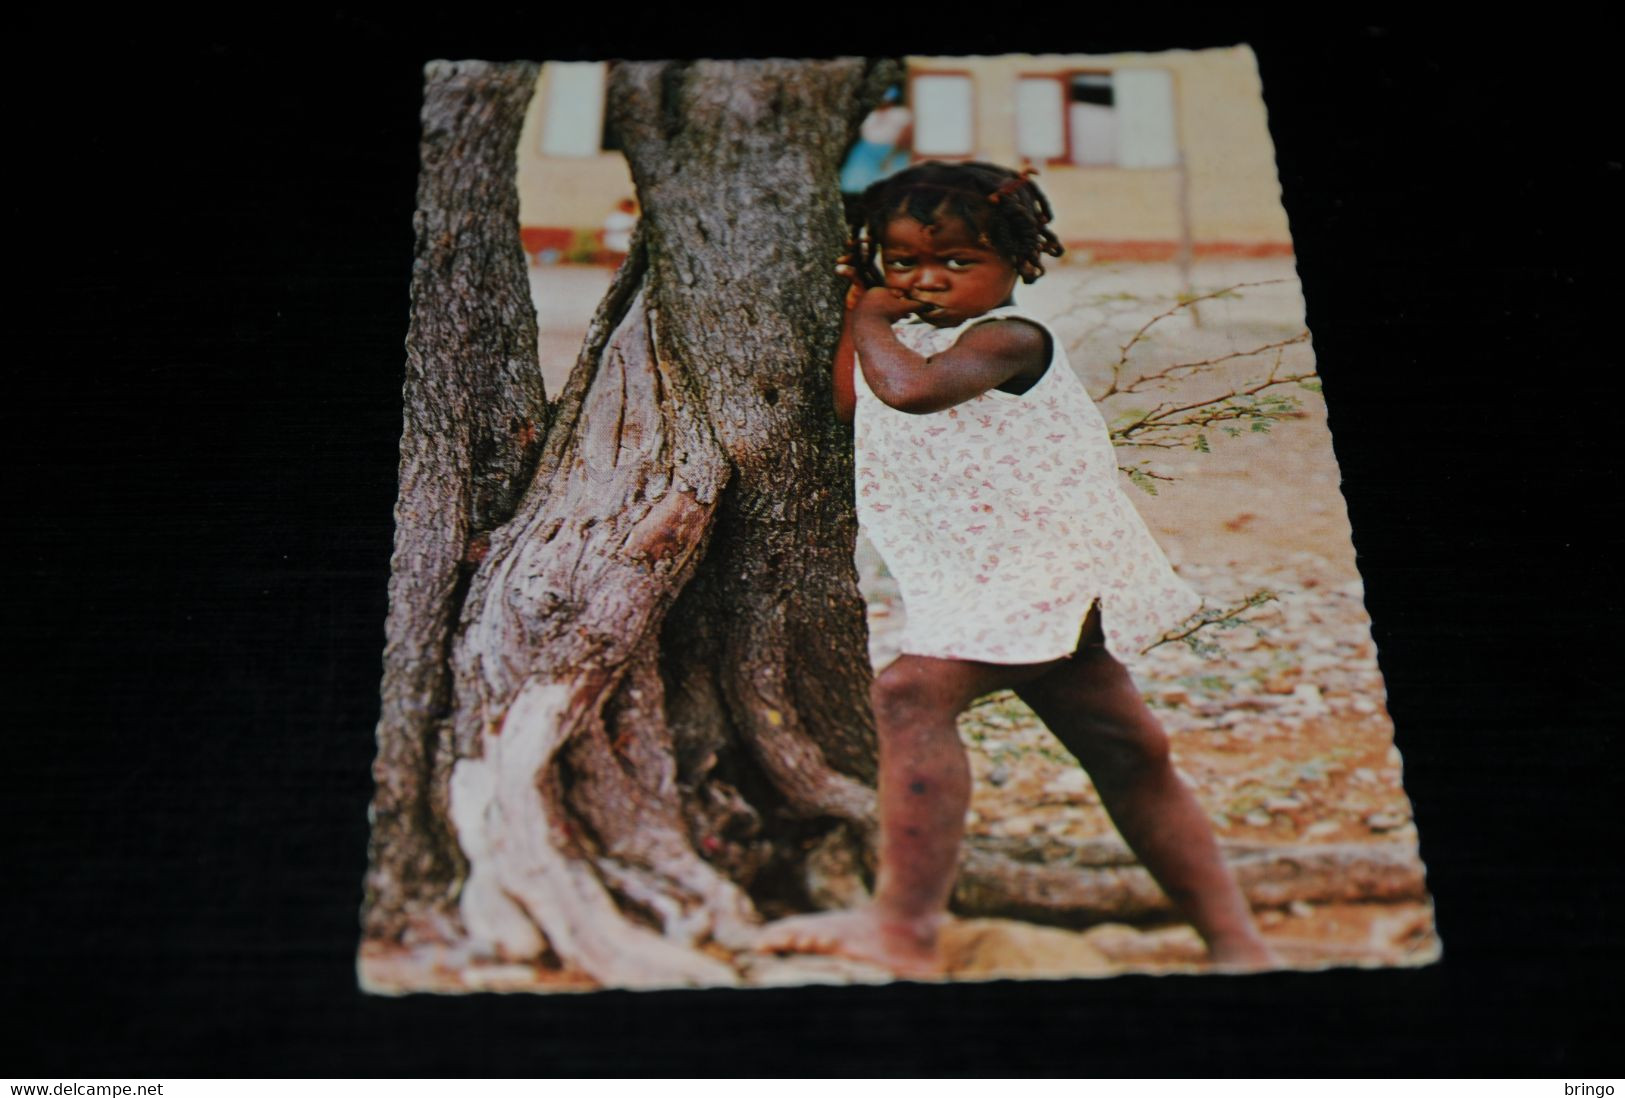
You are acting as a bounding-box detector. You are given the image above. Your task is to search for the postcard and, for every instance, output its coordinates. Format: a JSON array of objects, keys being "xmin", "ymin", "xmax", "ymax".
[{"xmin": 359, "ymin": 48, "xmax": 1437, "ymax": 993}]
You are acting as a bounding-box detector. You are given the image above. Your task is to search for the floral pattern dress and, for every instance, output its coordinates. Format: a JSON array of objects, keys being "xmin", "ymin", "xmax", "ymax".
[{"xmin": 853, "ymin": 306, "xmax": 1203, "ymax": 665}]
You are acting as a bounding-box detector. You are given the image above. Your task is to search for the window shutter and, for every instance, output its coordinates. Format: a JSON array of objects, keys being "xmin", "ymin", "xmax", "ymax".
[
  {"xmin": 540, "ymin": 62, "xmax": 608, "ymax": 158},
  {"xmin": 912, "ymin": 74, "xmax": 975, "ymax": 156},
  {"xmin": 1016, "ymin": 77, "xmax": 1066, "ymax": 161},
  {"xmin": 1113, "ymin": 68, "xmax": 1179, "ymax": 168}
]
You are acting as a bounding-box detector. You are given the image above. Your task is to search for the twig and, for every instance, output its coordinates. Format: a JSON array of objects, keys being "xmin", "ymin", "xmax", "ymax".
[
  {"xmin": 1117, "ymin": 464, "xmax": 1177, "ymax": 479},
  {"xmin": 1149, "ymin": 590, "xmax": 1278, "ymax": 650},
  {"xmin": 1100, "ymin": 279, "xmax": 1293, "ymax": 398},
  {"xmin": 1111, "ymin": 370, "xmax": 1318, "ymax": 442},
  {"xmin": 1100, "ymin": 332, "xmax": 1310, "ymax": 399}
]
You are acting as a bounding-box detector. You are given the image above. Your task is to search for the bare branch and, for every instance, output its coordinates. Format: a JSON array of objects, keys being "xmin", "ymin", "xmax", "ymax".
[
  {"xmin": 1149, "ymin": 590, "xmax": 1278, "ymax": 651},
  {"xmin": 1103, "ymin": 332, "xmax": 1311, "ymax": 398},
  {"xmin": 1098, "ymin": 279, "xmax": 1294, "ymax": 398},
  {"xmin": 1111, "ymin": 370, "xmax": 1318, "ymax": 443}
]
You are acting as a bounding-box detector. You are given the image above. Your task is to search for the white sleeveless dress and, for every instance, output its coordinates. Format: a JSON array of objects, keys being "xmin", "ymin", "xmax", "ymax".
[{"xmin": 853, "ymin": 306, "xmax": 1203, "ymax": 665}]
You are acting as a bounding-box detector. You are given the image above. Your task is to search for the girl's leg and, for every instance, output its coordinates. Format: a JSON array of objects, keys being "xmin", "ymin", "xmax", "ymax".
[
  {"xmin": 1015, "ymin": 611, "xmax": 1275, "ymax": 968},
  {"xmin": 757, "ymin": 652, "xmax": 1059, "ymax": 974},
  {"xmin": 868, "ymin": 654, "xmax": 1059, "ymax": 922}
]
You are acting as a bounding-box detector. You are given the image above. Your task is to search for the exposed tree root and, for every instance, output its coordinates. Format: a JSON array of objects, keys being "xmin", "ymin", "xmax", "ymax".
[
  {"xmin": 457, "ymin": 678, "xmax": 738, "ymax": 987},
  {"xmin": 956, "ymin": 835, "xmax": 1429, "ymax": 925}
]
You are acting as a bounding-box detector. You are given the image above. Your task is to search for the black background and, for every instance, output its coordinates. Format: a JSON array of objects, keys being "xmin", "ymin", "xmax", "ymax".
[{"xmin": 9, "ymin": 12, "xmax": 1620, "ymax": 1077}]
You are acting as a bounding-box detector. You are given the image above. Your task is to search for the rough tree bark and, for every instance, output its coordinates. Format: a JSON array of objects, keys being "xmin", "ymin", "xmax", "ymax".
[
  {"xmin": 366, "ymin": 58, "xmax": 901, "ymax": 987},
  {"xmin": 364, "ymin": 60, "xmax": 548, "ymax": 942}
]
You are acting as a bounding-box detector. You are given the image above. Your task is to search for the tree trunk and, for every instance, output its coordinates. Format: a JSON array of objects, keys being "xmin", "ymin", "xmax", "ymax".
[
  {"xmin": 364, "ymin": 60, "xmax": 547, "ymax": 943},
  {"xmin": 367, "ymin": 58, "xmax": 901, "ymax": 987}
]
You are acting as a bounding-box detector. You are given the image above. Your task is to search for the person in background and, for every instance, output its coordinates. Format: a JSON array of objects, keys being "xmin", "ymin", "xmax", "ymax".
[
  {"xmin": 840, "ymin": 85, "xmax": 913, "ymax": 222},
  {"xmin": 602, "ymin": 197, "xmax": 638, "ymax": 264}
]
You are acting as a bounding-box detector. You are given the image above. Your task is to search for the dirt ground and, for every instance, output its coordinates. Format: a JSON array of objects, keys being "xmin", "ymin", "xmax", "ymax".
[{"xmin": 365, "ymin": 258, "xmax": 1437, "ymax": 991}]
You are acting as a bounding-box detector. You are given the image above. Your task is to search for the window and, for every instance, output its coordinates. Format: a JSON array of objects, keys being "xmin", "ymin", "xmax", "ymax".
[
  {"xmin": 910, "ymin": 72, "xmax": 974, "ymax": 157},
  {"xmin": 1015, "ymin": 68, "xmax": 1178, "ymax": 169},
  {"xmin": 1067, "ymin": 73, "xmax": 1118, "ymax": 166}
]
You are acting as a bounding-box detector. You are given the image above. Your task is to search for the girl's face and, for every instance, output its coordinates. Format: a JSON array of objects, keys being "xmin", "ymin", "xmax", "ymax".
[{"xmin": 878, "ymin": 211, "xmax": 1019, "ymax": 327}]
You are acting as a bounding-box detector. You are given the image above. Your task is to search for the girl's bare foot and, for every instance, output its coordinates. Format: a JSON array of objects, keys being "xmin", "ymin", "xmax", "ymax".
[
  {"xmin": 754, "ymin": 908, "xmax": 945, "ymax": 978},
  {"xmin": 1207, "ymin": 932, "xmax": 1281, "ymax": 972}
]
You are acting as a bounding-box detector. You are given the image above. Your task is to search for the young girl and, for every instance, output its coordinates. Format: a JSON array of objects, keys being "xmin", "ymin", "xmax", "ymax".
[{"xmin": 758, "ymin": 161, "xmax": 1275, "ymax": 975}]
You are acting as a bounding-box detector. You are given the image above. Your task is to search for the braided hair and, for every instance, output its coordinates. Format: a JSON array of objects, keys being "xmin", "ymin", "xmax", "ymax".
[{"xmin": 847, "ymin": 161, "xmax": 1065, "ymax": 287}]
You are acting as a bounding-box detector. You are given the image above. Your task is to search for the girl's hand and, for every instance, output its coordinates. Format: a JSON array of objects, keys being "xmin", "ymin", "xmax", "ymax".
[
  {"xmin": 836, "ymin": 254, "xmax": 867, "ymax": 310},
  {"xmin": 854, "ymin": 284, "xmax": 931, "ymax": 322}
]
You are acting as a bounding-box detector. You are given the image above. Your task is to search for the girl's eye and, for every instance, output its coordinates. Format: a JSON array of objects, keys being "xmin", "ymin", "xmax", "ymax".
[
  {"xmin": 887, "ymin": 258, "xmax": 915, "ymax": 270},
  {"xmin": 947, "ymin": 258, "xmax": 976, "ymax": 270}
]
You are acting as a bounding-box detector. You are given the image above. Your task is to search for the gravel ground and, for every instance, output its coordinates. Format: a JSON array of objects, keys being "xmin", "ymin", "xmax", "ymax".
[{"xmin": 862, "ymin": 543, "xmax": 1416, "ymax": 851}]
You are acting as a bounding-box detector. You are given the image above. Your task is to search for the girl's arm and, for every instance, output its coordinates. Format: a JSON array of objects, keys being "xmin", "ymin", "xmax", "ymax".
[
  {"xmin": 851, "ymin": 288, "xmax": 1048, "ymax": 414},
  {"xmin": 833, "ymin": 316, "xmax": 857, "ymax": 424},
  {"xmin": 832, "ymin": 283, "xmax": 860, "ymax": 425}
]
